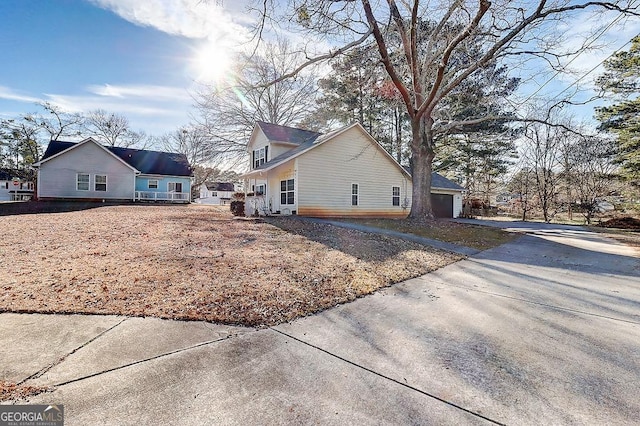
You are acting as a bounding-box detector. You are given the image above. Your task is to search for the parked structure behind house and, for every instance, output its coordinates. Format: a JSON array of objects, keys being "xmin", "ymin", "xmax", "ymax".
[
  {"xmin": 34, "ymin": 138, "xmax": 193, "ymax": 203},
  {"xmin": 197, "ymin": 182, "xmax": 237, "ymax": 205}
]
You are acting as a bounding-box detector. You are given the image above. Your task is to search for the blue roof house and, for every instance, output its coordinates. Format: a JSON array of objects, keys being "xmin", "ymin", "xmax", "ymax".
[{"xmin": 34, "ymin": 138, "xmax": 193, "ymax": 202}]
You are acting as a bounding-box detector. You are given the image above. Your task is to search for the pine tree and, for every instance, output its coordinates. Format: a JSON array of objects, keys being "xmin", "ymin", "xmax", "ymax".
[{"xmin": 596, "ymin": 36, "xmax": 640, "ymax": 181}]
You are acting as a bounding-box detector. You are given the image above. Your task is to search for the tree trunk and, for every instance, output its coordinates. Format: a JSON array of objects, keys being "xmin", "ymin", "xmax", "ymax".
[{"xmin": 408, "ymin": 117, "xmax": 435, "ymax": 219}]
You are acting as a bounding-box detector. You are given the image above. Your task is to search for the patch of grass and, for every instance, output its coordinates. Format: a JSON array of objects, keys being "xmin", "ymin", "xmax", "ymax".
[
  {"xmin": 338, "ymin": 218, "xmax": 517, "ymax": 250},
  {"xmin": 0, "ymin": 205, "xmax": 462, "ymax": 327}
]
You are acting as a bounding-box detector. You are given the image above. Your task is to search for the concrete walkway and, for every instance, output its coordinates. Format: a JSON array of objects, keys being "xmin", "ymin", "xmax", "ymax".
[{"xmin": 1, "ymin": 221, "xmax": 639, "ymax": 425}]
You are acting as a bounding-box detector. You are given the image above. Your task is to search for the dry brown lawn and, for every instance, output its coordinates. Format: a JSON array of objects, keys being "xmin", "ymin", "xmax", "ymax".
[
  {"xmin": 337, "ymin": 217, "xmax": 517, "ymax": 250},
  {"xmin": 0, "ymin": 204, "xmax": 462, "ymax": 326}
]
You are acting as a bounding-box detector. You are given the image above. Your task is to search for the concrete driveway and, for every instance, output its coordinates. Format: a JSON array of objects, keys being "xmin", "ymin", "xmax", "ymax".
[{"xmin": 2, "ymin": 221, "xmax": 639, "ymax": 425}]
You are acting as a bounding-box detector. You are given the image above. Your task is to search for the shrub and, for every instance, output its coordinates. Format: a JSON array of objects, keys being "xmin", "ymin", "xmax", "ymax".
[{"xmin": 230, "ymin": 200, "xmax": 245, "ymax": 216}]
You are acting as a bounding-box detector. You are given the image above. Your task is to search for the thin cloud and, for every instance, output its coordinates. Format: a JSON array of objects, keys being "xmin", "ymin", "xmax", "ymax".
[
  {"xmin": 88, "ymin": 0, "xmax": 250, "ymax": 42},
  {"xmin": 44, "ymin": 93, "xmax": 185, "ymax": 117},
  {"xmin": 87, "ymin": 83, "xmax": 191, "ymax": 101},
  {"xmin": 0, "ymin": 86, "xmax": 42, "ymax": 103}
]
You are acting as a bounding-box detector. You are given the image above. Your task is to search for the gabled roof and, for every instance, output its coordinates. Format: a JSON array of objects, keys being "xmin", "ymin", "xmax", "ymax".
[
  {"xmin": 431, "ymin": 172, "xmax": 464, "ymax": 191},
  {"xmin": 38, "ymin": 139, "xmax": 192, "ymax": 177},
  {"xmin": 206, "ymin": 182, "xmax": 235, "ymax": 191},
  {"xmin": 402, "ymin": 167, "xmax": 464, "ymax": 191},
  {"xmin": 256, "ymin": 121, "xmax": 321, "ymax": 145},
  {"xmin": 243, "ymin": 123, "xmax": 411, "ymax": 179}
]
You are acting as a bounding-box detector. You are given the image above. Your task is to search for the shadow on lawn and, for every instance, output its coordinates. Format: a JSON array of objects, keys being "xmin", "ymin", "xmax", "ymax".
[
  {"xmin": 264, "ymin": 216, "xmax": 457, "ymax": 262},
  {"xmin": 0, "ymin": 200, "xmax": 187, "ymax": 216}
]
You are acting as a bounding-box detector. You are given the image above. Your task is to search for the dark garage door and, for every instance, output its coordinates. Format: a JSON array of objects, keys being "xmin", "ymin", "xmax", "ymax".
[{"xmin": 431, "ymin": 193, "xmax": 453, "ymax": 218}]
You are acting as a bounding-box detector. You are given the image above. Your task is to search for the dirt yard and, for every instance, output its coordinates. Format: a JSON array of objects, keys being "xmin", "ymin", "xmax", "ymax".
[{"xmin": 0, "ymin": 204, "xmax": 462, "ymax": 326}]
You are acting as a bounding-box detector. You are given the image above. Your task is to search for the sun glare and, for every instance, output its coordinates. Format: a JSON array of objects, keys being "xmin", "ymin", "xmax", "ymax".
[{"xmin": 192, "ymin": 40, "xmax": 232, "ymax": 83}]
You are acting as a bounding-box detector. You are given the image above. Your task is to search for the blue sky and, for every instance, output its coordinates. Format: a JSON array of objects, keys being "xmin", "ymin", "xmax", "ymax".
[
  {"xmin": 0, "ymin": 0, "xmax": 638, "ymax": 140},
  {"xmin": 0, "ymin": 0, "xmax": 244, "ymax": 136}
]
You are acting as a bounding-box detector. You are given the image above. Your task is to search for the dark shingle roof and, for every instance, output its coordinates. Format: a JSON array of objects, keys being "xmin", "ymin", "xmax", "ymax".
[
  {"xmin": 252, "ymin": 138, "xmax": 318, "ymax": 172},
  {"xmin": 403, "ymin": 166, "xmax": 464, "ymax": 191},
  {"xmin": 206, "ymin": 182, "xmax": 235, "ymax": 191},
  {"xmin": 40, "ymin": 140, "xmax": 192, "ymax": 177},
  {"xmin": 431, "ymin": 172, "xmax": 464, "ymax": 190},
  {"xmin": 257, "ymin": 121, "xmax": 321, "ymax": 145}
]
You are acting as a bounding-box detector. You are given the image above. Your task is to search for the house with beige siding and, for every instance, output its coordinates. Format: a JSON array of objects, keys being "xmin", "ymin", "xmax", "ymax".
[
  {"xmin": 242, "ymin": 121, "xmax": 464, "ymax": 218},
  {"xmin": 34, "ymin": 138, "xmax": 192, "ymax": 202}
]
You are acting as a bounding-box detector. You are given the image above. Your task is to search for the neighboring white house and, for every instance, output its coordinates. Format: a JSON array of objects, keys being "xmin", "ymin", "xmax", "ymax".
[
  {"xmin": 34, "ymin": 138, "xmax": 193, "ymax": 202},
  {"xmin": 0, "ymin": 169, "xmax": 34, "ymax": 201},
  {"xmin": 241, "ymin": 121, "xmax": 464, "ymax": 218},
  {"xmin": 198, "ymin": 182, "xmax": 236, "ymax": 205}
]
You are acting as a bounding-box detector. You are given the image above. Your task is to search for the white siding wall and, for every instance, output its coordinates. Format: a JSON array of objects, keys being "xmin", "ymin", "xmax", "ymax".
[
  {"xmin": 247, "ymin": 128, "xmax": 269, "ymax": 153},
  {"xmin": 38, "ymin": 141, "xmax": 135, "ymax": 200},
  {"xmin": 267, "ymin": 162, "xmax": 296, "ymax": 214},
  {"xmin": 297, "ymin": 126, "xmax": 412, "ymax": 217},
  {"xmin": 269, "ymin": 142, "xmax": 296, "ymax": 159}
]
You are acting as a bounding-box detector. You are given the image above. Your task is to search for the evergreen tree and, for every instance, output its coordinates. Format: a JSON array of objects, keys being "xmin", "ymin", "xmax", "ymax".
[{"xmin": 595, "ymin": 36, "xmax": 640, "ymax": 181}]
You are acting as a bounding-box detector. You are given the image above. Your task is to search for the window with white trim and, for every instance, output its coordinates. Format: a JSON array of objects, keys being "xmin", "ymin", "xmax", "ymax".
[
  {"xmin": 148, "ymin": 179, "xmax": 158, "ymax": 189},
  {"xmin": 351, "ymin": 183, "xmax": 359, "ymax": 206},
  {"xmin": 253, "ymin": 147, "xmax": 266, "ymax": 168},
  {"xmin": 168, "ymin": 182, "xmax": 183, "ymax": 193},
  {"xmin": 77, "ymin": 173, "xmax": 89, "ymax": 191},
  {"xmin": 280, "ymin": 179, "xmax": 294, "ymax": 205},
  {"xmin": 392, "ymin": 186, "xmax": 400, "ymax": 206},
  {"xmin": 95, "ymin": 174, "xmax": 107, "ymax": 191},
  {"xmin": 255, "ymin": 184, "xmax": 265, "ymax": 195}
]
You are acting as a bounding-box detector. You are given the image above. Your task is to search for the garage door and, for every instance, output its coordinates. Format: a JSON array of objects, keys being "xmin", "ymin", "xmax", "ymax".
[{"xmin": 431, "ymin": 193, "xmax": 453, "ymax": 218}]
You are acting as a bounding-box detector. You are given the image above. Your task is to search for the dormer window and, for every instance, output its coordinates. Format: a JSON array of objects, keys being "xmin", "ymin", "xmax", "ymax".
[{"xmin": 253, "ymin": 146, "xmax": 268, "ymax": 169}]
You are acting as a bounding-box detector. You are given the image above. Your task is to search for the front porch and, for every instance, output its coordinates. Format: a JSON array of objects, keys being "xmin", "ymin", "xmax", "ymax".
[{"xmin": 135, "ymin": 191, "xmax": 190, "ymax": 203}]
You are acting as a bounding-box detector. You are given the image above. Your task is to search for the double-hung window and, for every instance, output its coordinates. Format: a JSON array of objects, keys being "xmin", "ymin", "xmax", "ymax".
[
  {"xmin": 77, "ymin": 173, "xmax": 89, "ymax": 191},
  {"xmin": 168, "ymin": 182, "xmax": 183, "ymax": 193},
  {"xmin": 253, "ymin": 147, "xmax": 267, "ymax": 168},
  {"xmin": 148, "ymin": 180, "xmax": 158, "ymax": 189},
  {"xmin": 280, "ymin": 179, "xmax": 294, "ymax": 205},
  {"xmin": 95, "ymin": 175, "xmax": 107, "ymax": 191},
  {"xmin": 392, "ymin": 186, "xmax": 400, "ymax": 206},
  {"xmin": 351, "ymin": 184, "xmax": 359, "ymax": 206}
]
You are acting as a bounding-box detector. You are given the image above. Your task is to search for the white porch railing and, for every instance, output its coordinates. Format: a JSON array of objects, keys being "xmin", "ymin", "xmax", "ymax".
[{"xmin": 135, "ymin": 191, "xmax": 190, "ymax": 202}]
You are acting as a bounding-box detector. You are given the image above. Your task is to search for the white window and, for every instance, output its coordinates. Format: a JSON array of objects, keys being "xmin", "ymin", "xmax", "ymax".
[
  {"xmin": 148, "ymin": 179, "xmax": 158, "ymax": 189},
  {"xmin": 168, "ymin": 182, "xmax": 183, "ymax": 193},
  {"xmin": 351, "ymin": 183, "xmax": 359, "ymax": 206},
  {"xmin": 95, "ymin": 174, "xmax": 107, "ymax": 191},
  {"xmin": 255, "ymin": 184, "xmax": 265, "ymax": 195},
  {"xmin": 280, "ymin": 179, "xmax": 294, "ymax": 205},
  {"xmin": 77, "ymin": 173, "xmax": 89, "ymax": 191},
  {"xmin": 392, "ymin": 186, "xmax": 400, "ymax": 206},
  {"xmin": 253, "ymin": 147, "xmax": 266, "ymax": 168}
]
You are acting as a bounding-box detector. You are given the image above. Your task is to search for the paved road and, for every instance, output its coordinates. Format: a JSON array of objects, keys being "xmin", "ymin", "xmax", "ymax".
[{"xmin": 2, "ymin": 221, "xmax": 639, "ymax": 425}]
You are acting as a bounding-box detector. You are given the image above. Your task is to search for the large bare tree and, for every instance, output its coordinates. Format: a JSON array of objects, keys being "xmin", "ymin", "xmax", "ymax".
[
  {"xmin": 25, "ymin": 102, "xmax": 84, "ymax": 142},
  {"xmin": 252, "ymin": 0, "xmax": 638, "ymax": 218},
  {"xmin": 193, "ymin": 38, "xmax": 319, "ymax": 166},
  {"xmin": 84, "ymin": 109, "xmax": 149, "ymax": 148}
]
